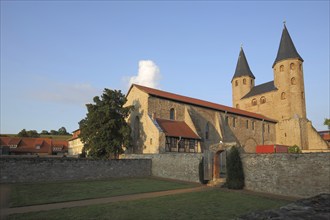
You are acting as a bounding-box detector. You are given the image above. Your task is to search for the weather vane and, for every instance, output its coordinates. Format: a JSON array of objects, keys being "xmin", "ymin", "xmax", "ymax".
[{"xmin": 283, "ymin": 20, "xmax": 286, "ymax": 25}]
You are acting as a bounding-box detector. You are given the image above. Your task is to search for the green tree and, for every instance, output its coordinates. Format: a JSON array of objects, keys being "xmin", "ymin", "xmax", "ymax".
[
  {"xmin": 17, "ymin": 129, "xmax": 29, "ymax": 137},
  {"xmin": 79, "ymin": 88, "xmax": 133, "ymax": 159},
  {"xmin": 58, "ymin": 127, "xmax": 69, "ymax": 135},
  {"xmin": 324, "ymin": 118, "xmax": 330, "ymax": 130},
  {"xmin": 50, "ymin": 130, "xmax": 59, "ymax": 135},
  {"xmin": 226, "ymin": 146, "xmax": 245, "ymax": 189},
  {"xmin": 27, "ymin": 130, "xmax": 40, "ymax": 138},
  {"xmin": 40, "ymin": 130, "xmax": 49, "ymax": 135}
]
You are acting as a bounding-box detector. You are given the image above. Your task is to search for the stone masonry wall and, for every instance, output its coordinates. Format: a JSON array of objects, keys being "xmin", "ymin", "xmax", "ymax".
[
  {"xmin": 0, "ymin": 156, "xmax": 151, "ymax": 183},
  {"xmin": 122, "ymin": 153, "xmax": 203, "ymax": 183},
  {"xmin": 241, "ymin": 153, "xmax": 330, "ymax": 198}
]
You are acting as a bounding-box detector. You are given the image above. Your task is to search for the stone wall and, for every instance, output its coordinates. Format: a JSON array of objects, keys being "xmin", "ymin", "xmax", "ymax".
[
  {"xmin": 241, "ymin": 153, "xmax": 330, "ymax": 198},
  {"xmin": 0, "ymin": 156, "xmax": 151, "ymax": 183},
  {"xmin": 122, "ymin": 153, "xmax": 203, "ymax": 183}
]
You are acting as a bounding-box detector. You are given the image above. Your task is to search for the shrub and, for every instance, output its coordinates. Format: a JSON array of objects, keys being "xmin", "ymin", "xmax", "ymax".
[
  {"xmin": 288, "ymin": 145, "xmax": 302, "ymax": 153},
  {"xmin": 226, "ymin": 146, "xmax": 244, "ymax": 189}
]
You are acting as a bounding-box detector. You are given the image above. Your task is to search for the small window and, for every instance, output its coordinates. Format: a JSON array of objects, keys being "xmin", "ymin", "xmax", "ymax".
[
  {"xmin": 236, "ymin": 104, "xmax": 240, "ymax": 109},
  {"xmin": 225, "ymin": 116, "xmax": 229, "ymax": 125},
  {"xmin": 280, "ymin": 65, "xmax": 284, "ymax": 72},
  {"xmin": 251, "ymin": 79, "xmax": 253, "ymax": 85},
  {"xmin": 291, "ymin": 77, "xmax": 296, "ymax": 85},
  {"xmin": 290, "ymin": 63, "xmax": 295, "ymax": 70},
  {"xmin": 170, "ymin": 108, "xmax": 175, "ymax": 120},
  {"xmin": 260, "ymin": 96, "xmax": 266, "ymax": 104},
  {"xmin": 281, "ymin": 92, "xmax": 286, "ymax": 100},
  {"xmin": 268, "ymin": 124, "xmax": 270, "ymax": 133},
  {"xmin": 243, "ymin": 78, "xmax": 246, "ymax": 85},
  {"xmin": 246, "ymin": 120, "xmax": 249, "ymax": 129},
  {"xmin": 299, "ymin": 64, "xmax": 302, "ymax": 71},
  {"xmin": 232, "ymin": 117, "xmax": 236, "ymax": 128},
  {"xmin": 205, "ymin": 122, "xmax": 209, "ymax": 140},
  {"xmin": 150, "ymin": 138, "xmax": 152, "ymax": 145},
  {"xmin": 301, "ymin": 92, "xmax": 304, "ymax": 99},
  {"xmin": 252, "ymin": 121, "xmax": 255, "ymax": 130},
  {"xmin": 235, "ymin": 80, "xmax": 238, "ymax": 86},
  {"xmin": 252, "ymin": 98, "xmax": 257, "ymax": 106}
]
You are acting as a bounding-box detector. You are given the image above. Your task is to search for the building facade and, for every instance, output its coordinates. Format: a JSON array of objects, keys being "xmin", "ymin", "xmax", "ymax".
[{"xmin": 232, "ymin": 24, "xmax": 329, "ymax": 150}]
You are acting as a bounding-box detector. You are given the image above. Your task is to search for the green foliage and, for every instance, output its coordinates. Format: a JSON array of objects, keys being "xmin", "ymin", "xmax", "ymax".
[
  {"xmin": 288, "ymin": 145, "xmax": 302, "ymax": 153},
  {"xmin": 41, "ymin": 130, "xmax": 50, "ymax": 135},
  {"xmin": 58, "ymin": 127, "xmax": 69, "ymax": 135},
  {"xmin": 226, "ymin": 146, "xmax": 244, "ymax": 189},
  {"xmin": 79, "ymin": 88, "xmax": 133, "ymax": 159},
  {"xmin": 50, "ymin": 130, "xmax": 59, "ymax": 135},
  {"xmin": 324, "ymin": 118, "xmax": 330, "ymax": 130},
  {"xmin": 17, "ymin": 129, "xmax": 40, "ymax": 138}
]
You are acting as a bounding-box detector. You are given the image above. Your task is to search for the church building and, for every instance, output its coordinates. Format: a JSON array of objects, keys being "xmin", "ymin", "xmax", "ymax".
[{"xmin": 125, "ymin": 23, "xmax": 329, "ymax": 154}]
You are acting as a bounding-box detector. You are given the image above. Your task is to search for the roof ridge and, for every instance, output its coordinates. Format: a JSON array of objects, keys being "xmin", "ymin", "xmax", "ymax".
[{"xmin": 132, "ymin": 84, "xmax": 277, "ymax": 122}]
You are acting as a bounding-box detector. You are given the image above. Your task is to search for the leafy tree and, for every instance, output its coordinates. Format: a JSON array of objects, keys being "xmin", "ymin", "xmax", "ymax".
[
  {"xmin": 79, "ymin": 88, "xmax": 133, "ymax": 159},
  {"xmin": 17, "ymin": 129, "xmax": 29, "ymax": 137},
  {"xmin": 50, "ymin": 130, "xmax": 59, "ymax": 135},
  {"xmin": 41, "ymin": 130, "xmax": 49, "ymax": 135},
  {"xmin": 324, "ymin": 118, "xmax": 330, "ymax": 130},
  {"xmin": 226, "ymin": 146, "xmax": 245, "ymax": 189},
  {"xmin": 17, "ymin": 129, "xmax": 39, "ymax": 137},
  {"xmin": 27, "ymin": 130, "xmax": 40, "ymax": 138},
  {"xmin": 58, "ymin": 127, "xmax": 69, "ymax": 135}
]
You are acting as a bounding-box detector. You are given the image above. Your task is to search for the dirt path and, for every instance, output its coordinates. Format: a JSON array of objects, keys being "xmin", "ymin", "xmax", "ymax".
[{"xmin": 1, "ymin": 186, "xmax": 209, "ymax": 217}]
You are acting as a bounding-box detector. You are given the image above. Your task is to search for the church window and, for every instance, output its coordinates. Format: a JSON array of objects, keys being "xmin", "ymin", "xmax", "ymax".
[
  {"xmin": 251, "ymin": 79, "xmax": 253, "ymax": 85},
  {"xmin": 260, "ymin": 96, "xmax": 266, "ymax": 104},
  {"xmin": 290, "ymin": 63, "xmax": 295, "ymax": 70},
  {"xmin": 225, "ymin": 116, "xmax": 229, "ymax": 125},
  {"xmin": 252, "ymin": 98, "xmax": 257, "ymax": 106},
  {"xmin": 235, "ymin": 80, "xmax": 238, "ymax": 87},
  {"xmin": 170, "ymin": 108, "xmax": 175, "ymax": 120},
  {"xmin": 243, "ymin": 78, "xmax": 246, "ymax": 85},
  {"xmin": 205, "ymin": 122, "xmax": 209, "ymax": 140},
  {"xmin": 291, "ymin": 77, "xmax": 296, "ymax": 85},
  {"xmin": 280, "ymin": 65, "xmax": 284, "ymax": 72},
  {"xmin": 281, "ymin": 92, "xmax": 286, "ymax": 100},
  {"xmin": 150, "ymin": 138, "xmax": 152, "ymax": 145},
  {"xmin": 246, "ymin": 120, "xmax": 249, "ymax": 129},
  {"xmin": 134, "ymin": 116, "xmax": 140, "ymax": 147},
  {"xmin": 252, "ymin": 121, "xmax": 255, "ymax": 130},
  {"xmin": 232, "ymin": 117, "xmax": 236, "ymax": 128},
  {"xmin": 268, "ymin": 124, "xmax": 270, "ymax": 133},
  {"xmin": 236, "ymin": 104, "xmax": 240, "ymax": 109},
  {"xmin": 299, "ymin": 64, "xmax": 302, "ymax": 71}
]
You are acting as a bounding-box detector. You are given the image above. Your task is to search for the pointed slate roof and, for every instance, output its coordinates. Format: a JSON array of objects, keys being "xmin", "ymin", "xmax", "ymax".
[
  {"xmin": 273, "ymin": 24, "xmax": 303, "ymax": 67},
  {"xmin": 232, "ymin": 47, "xmax": 255, "ymax": 82}
]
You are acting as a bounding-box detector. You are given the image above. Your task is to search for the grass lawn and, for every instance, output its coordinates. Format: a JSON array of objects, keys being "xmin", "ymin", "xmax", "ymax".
[
  {"xmin": 8, "ymin": 189, "xmax": 289, "ymax": 220},
  {"xmin": 9, "ymin": 177, "xmax": 198, "ymax": 207}
]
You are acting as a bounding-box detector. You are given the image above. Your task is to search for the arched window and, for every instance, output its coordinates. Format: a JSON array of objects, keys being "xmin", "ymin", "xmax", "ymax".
[
  {"xmin": 281, "ymin": 92, "xmax": 286, "ymax": 100},
  {"xmin": 252, "ymin": 98, "xmax": 257, "ymax": 106},
  {"xmin": 260, "ymin": 96, "xmax": 266, "ymax": 104},
  {"xmin": 170, "ymin": 108, "xmax": 175, "ymax": 120},
  {"xmin": 290, "ymin": 63, "xmax": 295, "ymax": 70},
  {"xmin": 205, "ymin": 122, "xmax": 209, "ymax": 140},
  {"xmin": 243, "ymin": 78, "xmax": 246, "ymax": 85},
  {"xmin": 299, "ymin": 64, "xmax": 302, "ymax": 71},
  {"xmin": 251, "ymin": 79, "xmax": 253, "ymax": 85},
  {"xmin": 235, "ymin": 80, "xmax": 238, "ymax": 87},
  {"xmin": 134, "ymin": 116, "xmax": 140, "ymax": 141},
  {"xmin": 291, "ymin": 77, "xmax": 296, "ymax": 85},
  {"xmin": 236, "ymin": 104, "xmax": 240, "ymax": 109},
  {"xmin": 280, "ymin": 65, "xmax": 284, "ymax": 72}
]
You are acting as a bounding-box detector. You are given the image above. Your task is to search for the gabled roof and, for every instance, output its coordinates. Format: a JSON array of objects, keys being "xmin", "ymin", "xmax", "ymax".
[
  {"xmin": 129, "ymin": 84, "xmax": 277, "ymax": 123},
  {"xmin": 242, "ymin": 81, "xmax": 278, "ymax": 99},
  {"xmin": 232, "ymin": 47, "xmax": 255, "ymax": 81},
  {"xmin": 273, "ymin": 24, "xmax": 303, "ymax": 67},
  {"xmin": 155, "ymin": 118, "xmax": 200, "ymax": 139}
]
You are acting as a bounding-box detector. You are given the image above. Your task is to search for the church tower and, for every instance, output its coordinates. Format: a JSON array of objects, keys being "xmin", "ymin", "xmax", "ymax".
[
  {"xmin": 232, "ymin": 47, "xmax": 255, "ymax": 109},
  {"xmin": 272, "ymin": 23, "xmax": 306, "ymax": 120}
]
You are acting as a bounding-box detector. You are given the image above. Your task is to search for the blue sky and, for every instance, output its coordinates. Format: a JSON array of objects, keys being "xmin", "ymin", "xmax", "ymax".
[{"xmin": 1, "ymin": 1, "xmax": 329, "ymax": 134}]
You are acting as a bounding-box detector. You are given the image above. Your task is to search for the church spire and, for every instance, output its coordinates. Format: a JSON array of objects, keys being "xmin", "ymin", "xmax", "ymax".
[
  {"xmin": 272, "ymin": 23, "xmax": 303, "ymax": 67},
  {"xmin": 232, "ymin": 46, "xmax": 255, "ymax": 82}
]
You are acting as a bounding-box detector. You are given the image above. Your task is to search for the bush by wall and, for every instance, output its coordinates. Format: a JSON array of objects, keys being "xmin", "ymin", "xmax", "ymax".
[{"xmin": 226, "ymin": 146, "xmax": 245, "ymax": 189}]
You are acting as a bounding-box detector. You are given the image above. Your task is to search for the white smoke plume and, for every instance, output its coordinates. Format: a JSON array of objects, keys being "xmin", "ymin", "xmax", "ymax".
[{"xmin": 128, "ymin": 60, "xmax": 161, "ymax": 88}]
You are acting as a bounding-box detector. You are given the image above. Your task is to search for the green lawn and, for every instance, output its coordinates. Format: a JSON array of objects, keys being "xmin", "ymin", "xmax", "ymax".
[
  {"xmin": 8, "ymin": 189, "xmax": 289, "ymax": 220},
  {"xmin": 9, "ymin": 178, "xmax": 198, "ymax": 207}
]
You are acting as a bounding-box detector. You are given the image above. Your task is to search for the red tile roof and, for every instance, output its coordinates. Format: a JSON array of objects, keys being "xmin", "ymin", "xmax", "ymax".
[
  {"xmin": 0, "ymin": 137, "xmax": 68, "ymax": 154},
  {"xmin": 156, "ymin": 118, "xmax": 201, "ymax": 139},
  {"xmin": 129, "ymin": 84, "xmax": 277, "ymax": 123}
]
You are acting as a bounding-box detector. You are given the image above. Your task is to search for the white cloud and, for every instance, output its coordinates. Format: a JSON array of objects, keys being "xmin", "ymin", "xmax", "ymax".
[{"xmin": 128, "ymin": 60, "xmax": 161, "ymax": 88}]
